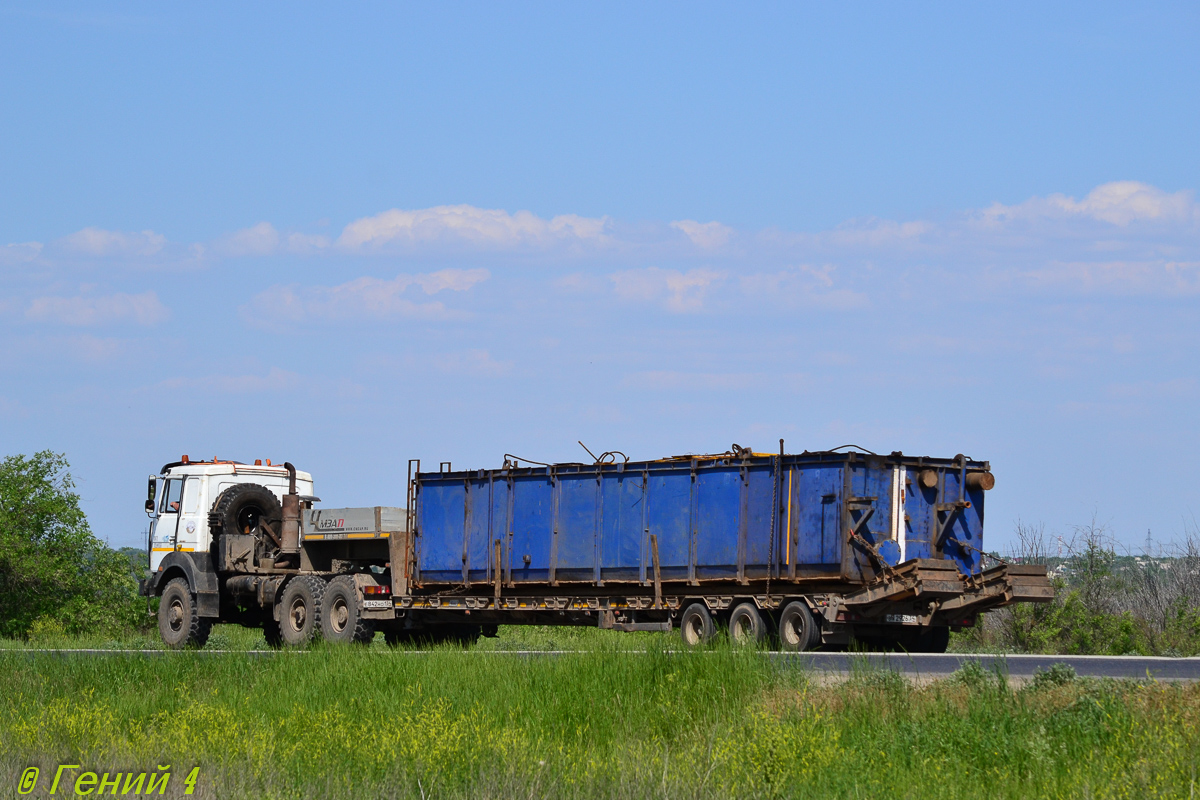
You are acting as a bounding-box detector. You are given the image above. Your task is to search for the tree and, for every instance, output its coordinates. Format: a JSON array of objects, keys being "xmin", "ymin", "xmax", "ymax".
[{"xmin": 0, "ymin": 451, "xmax": 142, "ymax": 638}]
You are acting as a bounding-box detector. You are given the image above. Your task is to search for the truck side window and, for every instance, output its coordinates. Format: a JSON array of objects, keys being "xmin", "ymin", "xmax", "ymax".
[
  {"xmin": 182, "ymin": 478, "xmax": 200, "ymax": 514},
  {"xmin": 160, "ymin": 479, "xmax": 183, "ymax": 514}
]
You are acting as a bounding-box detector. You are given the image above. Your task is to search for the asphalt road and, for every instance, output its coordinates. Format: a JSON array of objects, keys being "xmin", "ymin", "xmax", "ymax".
[
  {"xmin": 766, "ymin": 652, "xmax": 1200, "ymax": 681},
  {"xmin": 7, "ymin": 649, "xmax": 1200, "ymax": 680}
]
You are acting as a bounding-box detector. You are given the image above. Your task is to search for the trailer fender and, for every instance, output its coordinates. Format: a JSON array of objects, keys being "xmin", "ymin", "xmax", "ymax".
[{"xmin": 151, "ymin": 551, "xmax": 221, "ymax": 618}]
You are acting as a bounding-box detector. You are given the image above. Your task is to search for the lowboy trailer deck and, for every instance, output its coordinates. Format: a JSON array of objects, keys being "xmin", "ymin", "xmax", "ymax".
[{"xmin": 140, "ymin": 445, "xmax": 1053, "ymax": 651}]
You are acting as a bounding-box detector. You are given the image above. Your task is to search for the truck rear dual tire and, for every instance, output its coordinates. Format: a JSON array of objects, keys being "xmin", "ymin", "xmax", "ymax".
[
  {"xmin": 278, "ymin": 575, "xmax": 326, "ymax": 647},
  {"xmin": 158, "ymin": 577, "xmax": 213, "ymax": 650},
  {"xmin": 320, "ymin": 576, "xmax": 375, "ymax": 645},
  {"xmin": 778, "ymin": 600, "xmax": 821, "ymax": 652}
]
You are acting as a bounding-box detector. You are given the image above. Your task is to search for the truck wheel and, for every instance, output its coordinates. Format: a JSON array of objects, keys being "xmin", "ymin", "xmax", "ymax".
[
  {"xmin": 261, "ymin": 617, "xmax": 283, "ymax": 649},
  {"xmin": 778, "ymin": 600, "xmax": 818, "ymax": 652},
  {"xmin": 679, "ymin": 603, "xmax": 715, "ymax": 647},
  {"xmin": 158, "ymin": 577, "xmax": 212, "ymax": 650},
  {"xmin": 321, "ymin": 576, "xmax": 375, "ymax": 645},
  {"xmin": 277, "ymin": 575, "xmax": 326, "ymax": 647},
  {"xmin": 729, "ymin": 602, "xmax": 767, "ymax": 647}
]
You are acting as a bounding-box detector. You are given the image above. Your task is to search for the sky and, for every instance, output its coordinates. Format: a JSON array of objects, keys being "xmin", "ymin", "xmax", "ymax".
[{"xmin": 2, "ymin": 3, "xmax": 1198, "ymax": 553}]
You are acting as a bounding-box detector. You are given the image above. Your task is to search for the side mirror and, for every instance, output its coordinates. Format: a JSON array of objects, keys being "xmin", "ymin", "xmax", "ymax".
[{"xmin": 146, "ymin": 476, "xmax": 157, "ymax": 517}]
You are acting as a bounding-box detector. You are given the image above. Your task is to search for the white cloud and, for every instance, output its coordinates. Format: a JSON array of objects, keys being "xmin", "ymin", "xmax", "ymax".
[
  {"xmin": 158, "ymin": 367, "xmax": 299, "ymax": 394},
  {"xmin": 434, "ymin": 349, "xmax": 513, "ymax": 377},
  {"xmin": 60, "ymin": 227, "xmax": 166, "ymax": 257},
  {"xmin": 739, "ymin": 266, "xmax": 869, "ymax": 309},
  {"xmin": 1, "ymin": 242, "xmax": 43, "ymax": 265},
  {"xmin": 671, "ymin": 219, "xmax": 733, "ymax": 249},
  {"xmin": 285, "ymin": 232, "xmax": 331, "ymax": 252},
  {"xmin": 1106, "ymin": 378, "xmax": 1198, "ymax": 399},
  {"xmin": 336, "ymin": 205, "xmax": 610, "ymax": 251},
  {"xmin": 999, "ymin": 259, "xmax": 1200, "ymax": 295},
  {"xmin": 610, "ymin": 267, "xmax": 726, "ymax": 313},
  {"xmin": 981, "ymin": 181, "xmax": 1197, "ymax": 227},
  {"xmin": 26, "ymin": 291, "xmax": 169, "ymax": 326},
  {"xmin": 213, "ymin": 223, "xmax": 331, "ymax": 256},
  {"xmin": 219, "ymin": 222, "xmax": 280, "ymax": 256},
  {"xmin": 247, "ymin": 268, "xmax": 489, "ymax": 323},
  {"xmin": 63, "ymin": 334, "xmax": 123, "ymax": 362},
  {"xmin": 768, "ymin": 218, "xmax": 933, "ymax": 250},
  {"xmin": 622, "ymin": 370, "xmax": 808, "ymax": 391}
]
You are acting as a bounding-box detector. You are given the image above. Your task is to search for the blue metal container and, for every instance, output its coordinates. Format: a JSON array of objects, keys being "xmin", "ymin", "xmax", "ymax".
[{"xmin": 412, "ymin": 449, "xmax": 990, "ymax": 590}]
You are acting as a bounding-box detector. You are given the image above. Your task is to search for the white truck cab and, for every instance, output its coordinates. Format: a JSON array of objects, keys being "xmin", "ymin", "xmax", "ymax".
[{"xmin": 146, "ymin": 458, "xmax": 314, "ymax": 572}]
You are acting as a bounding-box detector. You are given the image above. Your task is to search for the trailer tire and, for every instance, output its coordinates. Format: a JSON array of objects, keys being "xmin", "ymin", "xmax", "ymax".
[
  {"xmin": 439, "ymin": 625, "xmax": 482, "ymax": 647},
  {"xmin": 679, "ymin": 603, "xmax": 716, "ymax": 647},
  {"xmin": 321, "ymin": 576, "xmax": 375, "ymax": 645},
  {"xmin": 158, "ymin": 577, "xmax": 212, "ymax": 650},
  {"xmin": 729, "ymin": 603, "xmax": 767, "ymax": 647},
  {"xmin": 910, "ymin": 626, "xmax": 951, "ymax": 654},
  {"xmin": 383, "ymin": 628, "xmax": 416, "ymax": 647},
  {"xmin": 778, "ymin": 601, "xmax": 818, "ymax": 652},
  {"xmin": 277, "ymin": 575, "xmax": 326, "ymax": 647}
]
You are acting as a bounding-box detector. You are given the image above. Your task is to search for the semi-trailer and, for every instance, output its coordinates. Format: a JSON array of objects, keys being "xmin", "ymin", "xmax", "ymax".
[{"xmin": 139, "ymin": 445, "xmax": 1054, "ymax": 651}]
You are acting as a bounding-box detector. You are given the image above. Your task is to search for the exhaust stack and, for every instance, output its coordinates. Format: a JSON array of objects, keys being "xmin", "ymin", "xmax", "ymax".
[{"xmin": 280, "ymin": 462, "xmax": 301, "ymax": 563}]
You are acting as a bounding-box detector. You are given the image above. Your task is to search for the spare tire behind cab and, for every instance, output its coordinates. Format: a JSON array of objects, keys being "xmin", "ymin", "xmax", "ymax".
[{"xmin": 209, "ymin": 483, "xmax": 283, "ymax": 551}]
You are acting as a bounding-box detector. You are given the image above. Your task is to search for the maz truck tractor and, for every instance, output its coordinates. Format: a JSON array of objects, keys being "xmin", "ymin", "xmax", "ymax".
[{"xmin": 139, "ymin": 446, "xmax": 1054, "ymax": 651}]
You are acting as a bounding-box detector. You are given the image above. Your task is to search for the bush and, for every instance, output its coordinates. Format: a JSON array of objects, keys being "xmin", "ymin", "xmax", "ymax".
[
  {"xmin": 955, "ymin": 518, "xmax": 1200, "ymax": 656},
  {"xmin": 0, "ymin": 451, "xmax": 145, "ymax": 639}
]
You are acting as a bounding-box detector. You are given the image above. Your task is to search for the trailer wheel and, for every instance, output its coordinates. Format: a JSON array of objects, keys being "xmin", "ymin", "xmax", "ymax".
[
  {"xmin": 728, "ymin": 603, "xmax": 767, "ymax": 647},
  {"xmin": 383, "ymin": 628, "xmax": 416, "ymax": 647},
  {"xmin": 778, "ymin": 601, "xmax": 818, "ymax": 652},
  {"xmin": 158, "ymin": 577, "xmax": 212, "ymax": 650},
  {"xmin": 277, "ymin": 575, "xmax": 326, "ymax": 647},
  {"xmin": 911, "ymin": 626, "xmax": 951, "ymax": 653},
  {"xmin": 439, "ymin": 625, "xmax": 482, "ymax": 647},
  {"xmin": 679, "ymin": 603, "xmax": 716, "ymax": 647},
  {"xmin": 321, "ymin": 576, "xmax": 375, "ymax": 645}
]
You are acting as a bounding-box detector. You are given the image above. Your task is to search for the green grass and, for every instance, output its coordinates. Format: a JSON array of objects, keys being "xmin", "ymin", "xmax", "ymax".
[
  {"xmin": 0, "ymin": 622, "xmax": 666, "ymax": 652},
  {"xmin": 1, "ymin": 640, "xmax": 1197, "ymax": 799}
]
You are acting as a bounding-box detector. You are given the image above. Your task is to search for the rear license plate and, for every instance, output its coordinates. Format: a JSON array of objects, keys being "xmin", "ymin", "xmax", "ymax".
[
  {"xmin": 363, "ymin": 599, "xmax": 390, "ymax": 610},
  {"xmin": 885, "ymin": 614, "xmax": 919, "ymax": 625}
]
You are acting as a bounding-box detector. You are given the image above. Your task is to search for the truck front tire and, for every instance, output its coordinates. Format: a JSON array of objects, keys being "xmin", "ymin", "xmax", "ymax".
[
  {"xmin": 277, "ymin": 575, "xmax": 326, "ymax": 647},
  {"xmin": 321, "ymin": 576, "xmax": 375, "ymax": 645},
  {"xmin": 158, "ymin": 577, "xmax": 212, "ymax": 650}
]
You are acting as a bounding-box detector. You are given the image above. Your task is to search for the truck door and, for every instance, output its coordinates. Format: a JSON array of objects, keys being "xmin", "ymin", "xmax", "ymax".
[
  {"xmin": 175, "ymin": 478, "xmax": 203, "ymax": 554},
  {"xmin": 150, "ymin": 477, "xmax": 184, "ymax": 572}
]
